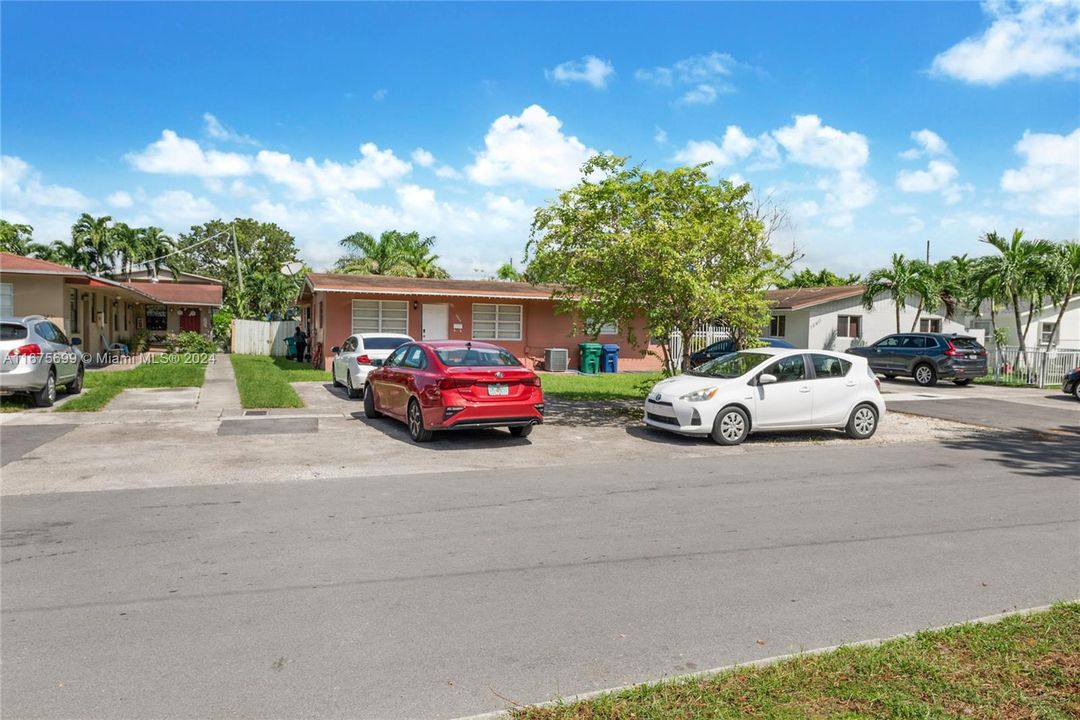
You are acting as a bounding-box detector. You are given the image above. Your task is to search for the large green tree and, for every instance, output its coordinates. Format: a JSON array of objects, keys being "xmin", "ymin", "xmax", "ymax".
[
  {"xmin": 177, "ymin": 218, "xmax": 301, "ymax": 318},
  {"xmin": 334, "ymin": 230, "xmax": 449, "ymax": 278},
  {"xmin": 978, "ymin": 229, "xmax": 1054, "ymax": 365},
  {"xmin": 0, "ymin": 220, "xmax": 35, "ymax": 255},
  {"xmin": 1042, "ymin": 241, "xmax": 1080, "ymax": 350},
  {"xmin": 528, "ymin": 155, "xmax": 791, "ymax": 371},
  {"xmin": 71, "ymin": 213, "xmax": 114, "ymax": 275}
]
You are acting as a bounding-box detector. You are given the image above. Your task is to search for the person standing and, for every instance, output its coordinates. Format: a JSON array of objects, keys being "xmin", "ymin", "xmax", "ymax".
[{"xmin": 294, "ymin": 326, "xmax": 308, "ymax": 363}]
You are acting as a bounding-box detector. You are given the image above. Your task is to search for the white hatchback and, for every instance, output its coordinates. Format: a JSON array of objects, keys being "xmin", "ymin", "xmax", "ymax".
[
  {"xmin": 644, "ymin": 348, "xmax": 885, "ymax": 445},
  {"xmin": 331, "ymin": 333, "xmax": 413, "ymax": 398}
]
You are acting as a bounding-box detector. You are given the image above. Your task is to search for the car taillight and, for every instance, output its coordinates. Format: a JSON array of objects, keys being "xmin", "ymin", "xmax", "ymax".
[
  {"xmin": 943, "ymin": 340, "xmax": 959, "ymax": 357},
  {"xmin": 357, "ymin": 355, "xmax": 372, "ymax": 365},
  {"xmin": 8, "ymin": 343, "xmax": 42, "ymax": 359},
  {"xmin": 438, "ymin": 377, "xmax": 476, "ymax": 390},
  {"xmin": 521, "ymin": 376, "xmax": 542, "ymax": 387}
]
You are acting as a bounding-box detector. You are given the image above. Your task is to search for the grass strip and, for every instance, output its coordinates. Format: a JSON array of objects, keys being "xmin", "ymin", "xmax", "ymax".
[
  {"xmin": 229, "ymin": 354, "xmax": 329, "ymax": 408},
  {"xmin": 539, "ymin": 372, "xmax": 665, "ymax": 402},
  {"xmin": 56, "ymin": 356, "xmax": 208, "ymax": 412},
  {"xmin": 512, "ymin": 603, "xmax": 1079, "ymax": 720}
]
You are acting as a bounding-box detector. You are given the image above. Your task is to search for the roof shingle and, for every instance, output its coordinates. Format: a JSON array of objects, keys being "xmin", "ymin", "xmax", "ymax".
[
  {"xmin": 766, "ymin": 285, "xmax": 865, "ymax": 310},
  {"xmin": 305, "ymin": 273, "xmax": 557, "ymax": 300},
  {"xmin": 0, "ymin": 252, "xmax": 86, "ymax": 277}
]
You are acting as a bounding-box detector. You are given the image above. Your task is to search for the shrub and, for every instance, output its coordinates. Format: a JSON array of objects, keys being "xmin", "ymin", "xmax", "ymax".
[
  {"xmin": 129, "ymin": 330, "xmax": 153, "ymax": 354},
  {"xmin": 165, "ymin": 331, "xmax": 217, "ymax": 355},
  {"xmin": 212, "ymin": 311, "xmax": 233, "ymax": 346}
]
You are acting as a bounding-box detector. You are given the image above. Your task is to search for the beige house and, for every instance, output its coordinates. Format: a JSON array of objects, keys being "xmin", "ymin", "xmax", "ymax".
[{"xmin": 0, "ymin": 253, "xmax": 222, "ymax": 356}]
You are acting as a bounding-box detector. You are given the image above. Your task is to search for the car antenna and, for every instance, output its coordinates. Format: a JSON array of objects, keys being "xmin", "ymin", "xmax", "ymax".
[{"xmin": 466, "ymin": 342, "xmax": 472, "ymax": 349}]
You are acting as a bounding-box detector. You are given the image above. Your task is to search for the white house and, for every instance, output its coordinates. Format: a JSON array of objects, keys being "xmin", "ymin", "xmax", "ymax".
[
  {"xmin": 968, "ymin": 295, "xmax": 1080, "ymax": 350},
  {"xmin": 764, "ymin": 285, "xmax": 980, "ymax": 351}
]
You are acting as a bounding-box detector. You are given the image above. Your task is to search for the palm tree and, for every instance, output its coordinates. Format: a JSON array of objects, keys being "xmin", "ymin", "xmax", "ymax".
[
  {"xmin": 979, "ymin": 229, "xmax": 1055, "ymax": 367},
  {"xmin": 33, "ymin": 237, "xmax": 89, "ymax": 269},
  {"xmin": 970, "ymin": 256, "xmax": 1008, "ymax": 352},
  {"xmin": 1042, "ymin": 241, "xmax": 1080, "ymax": 350},
  {"xmin": 334, "ymin": 230, "xmax": 449, "ymax": 278},
  {"xmin": 0, "ymin": 220, "xmax": 35, "ymax": 255},
  {"xmin": 71, "ymin": 213, "xmax": 114, "ymax": 275},
  {"xmin": 110, "ymin": 222, "xmax": 141, "ymax": 277},
  {"xmin": 931, "ymin": 254, "xmax": 975, "ymax": 321},
  {"xmin": 137, "ymin": 227, "xmax": 179, "ymax": 279},
  {"xmin": 401, "ymin": 236, "xmax": 450, "ymax": 278},
  {"xmin": 861, "ymin": 253, "xmax": 934, "ymax": 333}
]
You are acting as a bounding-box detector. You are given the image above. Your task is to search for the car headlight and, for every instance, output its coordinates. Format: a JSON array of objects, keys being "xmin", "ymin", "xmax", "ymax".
[{"xmin": 680, "ymin": 386, "xmax": 719, "ymax": 402}]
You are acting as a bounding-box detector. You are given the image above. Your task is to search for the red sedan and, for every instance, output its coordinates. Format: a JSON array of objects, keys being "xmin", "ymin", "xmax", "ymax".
[{"xmin": 362, "ymin": 340, "xmax": 544, "ymax": 442}]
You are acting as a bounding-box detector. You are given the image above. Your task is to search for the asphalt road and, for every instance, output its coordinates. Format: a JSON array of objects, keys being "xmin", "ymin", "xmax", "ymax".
[
  {"xmin": 889, "ymin": 396, "xmax": 1079, "ymax": 434},
  {"xmin": 0, "ymin": 424, "xmax": 77, "ymax": 466},
  {"xmin": 3, "ymin": 436, "xmax": 1078, "ymax": 719}
]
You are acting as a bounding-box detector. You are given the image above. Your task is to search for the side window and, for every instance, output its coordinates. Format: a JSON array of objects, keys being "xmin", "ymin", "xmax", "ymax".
[
  {"xmin": 810, "ymin": 354, "xmax": 851, "ymax": 378},
  {"xmin": 352, "ymin": 336, "xmax": 363, "ymax": 352},
  {"xmin": 402, "ymin": 345, "xmax": 427, "ymax": 369},
  {"xmin": 50, "ymin": 323, "xmax": 69, "ymax": 345},
  {"xmin": 384, "ymin": 346, "xmax": 409, "ymax": 367},
  {"xmin": 344, "ymin": 337, "xmax": 357, "ymax": 353},
  {"xmin": 900, "ymin": 336, "xmax": 923, "ymax": 349},
  {"xmin": 35, "ymin": 322, "xmax": 57, "ymax": 342},
  {"xmin": 764, "ymin": 355, "xmax": 807, "ymax": 383},
  {"xmin": 876, "ymin": 336, "xmax": 900, "ymax": 348}
]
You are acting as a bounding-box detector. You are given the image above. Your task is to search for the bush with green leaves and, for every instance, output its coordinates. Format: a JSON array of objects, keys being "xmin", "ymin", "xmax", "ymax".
[
  {"xmin": 212, "ymin": 311, "xmax": 233, "ymax": 346},
  {"xmin": 165, "ymin": 331, "xmax": 217, "ymax": 355}
]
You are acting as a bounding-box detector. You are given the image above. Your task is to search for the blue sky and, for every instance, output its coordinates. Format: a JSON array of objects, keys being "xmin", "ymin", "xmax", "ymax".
[{"xmin": 2, "ymin": 1, "xmax": 1078, "ymax": 277}]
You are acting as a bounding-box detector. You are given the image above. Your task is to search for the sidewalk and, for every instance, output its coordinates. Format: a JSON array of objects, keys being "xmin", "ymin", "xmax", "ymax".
[{"xmin": 195, "ymin": 353, "xmax": 242, "ymax": 417}]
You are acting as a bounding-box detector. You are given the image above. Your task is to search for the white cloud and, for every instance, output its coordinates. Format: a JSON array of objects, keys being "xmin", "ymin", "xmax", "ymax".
[
  {"xmin": 673, "ymin": 126, "xmax": 778, "ymax": 170},
  {"xmin": 411, "ymin": 148, "xmax": 436, "ymax": 167},
  {"xmin": 435, "ymin": 165, "xmax": 462, "ymax": 180},
  {"xmin": 773, "ymin": 115, "xmax": 869, "ymax": 171},
  {"xmin": 203, "ymin": 113, "xmax": 258, "ymax": 146},
  {"xmin": 106, "ymin": 191, "xmax": 134, "ymax": 208},
  {"xmin": 897, "ymin": 159, "xmax": 960, "ymax": 192},
  {"xmin": 654, "ymin": 127, "xmax": 668, "ymax": 145},
  {"xmin": 126, "ymin": 130, "xmax": 254, "ymax": 177},
  {"xmin": 1000, "ymin": 128, "xmax": 1080, "ymax": 216},
  {"xmin": 0, "ymin": 155, "xmax": 90, "ymax": 209},
  {"xmin": 546, "ymin": 55, "xmax": 615, "ymax": 89},
  {"xmin": 465, "ymin": 104, "xmax": 596, "ymax": 189},
  {"xmin": 636, "ymin": 51, "xmax": 740, "ymax": 105},
  {"xmin": 147, "ymin": 190, "xmax": 218, "ymax": 227},
  {"xmin": 931, "ymin": 0, "xmax": 1080, "ymax": 84},
  {"xmin": 899, "ymin": 129, "xmax": 950, "ymax": 159},
  {"xmin": 251, "ymin": 143, "xmax": 411, "ymax": 200},
  {"xmin": 372, "ymin": 89, "xmax": 388, "ymax": 102}
]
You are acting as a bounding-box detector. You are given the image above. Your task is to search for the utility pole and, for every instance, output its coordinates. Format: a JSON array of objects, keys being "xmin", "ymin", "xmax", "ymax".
[
  {"xmin": 232, "ymin": 223, "xmax": 244, "ymax": 296},
  {"xmin": 926, "ymin": 239, "xmax": 930, "ymax": 263}
]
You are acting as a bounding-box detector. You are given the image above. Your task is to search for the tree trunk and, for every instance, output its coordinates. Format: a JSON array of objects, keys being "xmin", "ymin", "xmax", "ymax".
[
  {"xmin": 894, "ymin": 294, "xmax": 901, "ymax": 333},
  {"xmin": 909, "ymin": 297, "xmax": 924, "ymax": 332},
  {"xmin": 1011, "ymin": 293, "xmax": 1027, "ymax": 371},
  {"xmin": 1045, "ymin": 283, "xmax": 1075, "ymax": 351},
  {"xmin": 680, "ymin": 329, "xmax": 694, "ymax": 373}
]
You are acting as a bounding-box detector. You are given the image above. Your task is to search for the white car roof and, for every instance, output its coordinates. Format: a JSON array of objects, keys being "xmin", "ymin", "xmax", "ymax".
[{"xmin": 355, "ymin": 333, "xmax": 413, "ymax": 339}]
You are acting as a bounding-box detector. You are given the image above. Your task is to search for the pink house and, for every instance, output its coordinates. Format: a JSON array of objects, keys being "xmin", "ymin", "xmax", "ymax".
[{"xmin": 297, "ymin": 273, "xmax": 663, "ymax": 372}]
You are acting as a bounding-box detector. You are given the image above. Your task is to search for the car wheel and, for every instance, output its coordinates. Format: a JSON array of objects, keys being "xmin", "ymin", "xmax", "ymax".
[
  {"xmin": 363, "ymin": 385, "xmax": 382, "ymax": 418},
  {"xmin": 331, "ymin": 365, "xmax": 341, "ymax": 387},
  {"xmin": 346, "ymin": 371, "xmax": 362, "ymax": 399},
  {"xmin": 883, "ymin": 372, "xmax": 896, "ymax": 379},
  {"xmin": 63, "ymin": 364, "xmax": 84, "ymax": 394},
  {"xmin": 33, "ymin": 368, "xmax": 57, "ymax": 408},
  {"xmin": 846, "ymin": 403, "xmax": 878, "ymax": 439},
  {"xmin": 710, "ymin": 406, "xmax": 749, "ymax": 446},
  {"xmin": 913, "ymin": 363, "xmax": 938, "ymax": 387},
  {"xmin": 509, "ymin": 425, "xmax": 533, "ymax": 438},
  {"xmin": 1074, "ymin": 383, "xmax": 1080, "ymax": 401},
  {"xmin": 953, "ymin": 378, "xmax": 972, "ymax": 386},
  {"xmin": 407, "ymin": 399, "xmax": 433, "ymax": 442}
]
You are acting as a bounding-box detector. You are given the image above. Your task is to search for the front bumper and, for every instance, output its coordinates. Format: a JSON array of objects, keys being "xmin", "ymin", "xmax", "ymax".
[{"xmin": 643, "ymin": 397, "xmax": 712, "ymax": 434}]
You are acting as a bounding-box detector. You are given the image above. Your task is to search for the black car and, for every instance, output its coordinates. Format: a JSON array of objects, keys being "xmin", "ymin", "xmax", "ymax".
[
  {"xmin": 1063, "ymin": 367, "xmax": 1080, "ymax": 401},
  {"xmin": 689, "ymin": 337, "xmax": 795, "ymax": 366},
  {"xmin": 846, "ymin": 332, "xmax": 988, "ymax": 387}
]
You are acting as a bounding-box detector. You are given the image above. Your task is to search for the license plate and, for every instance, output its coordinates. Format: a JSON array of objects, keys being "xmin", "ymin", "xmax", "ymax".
[{"xmin": 487, "ymin": 384, "xmax": 509, "ymax": 396}]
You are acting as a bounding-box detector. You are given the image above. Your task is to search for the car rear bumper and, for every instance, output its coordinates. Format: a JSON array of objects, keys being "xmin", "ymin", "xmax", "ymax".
[
  {"xmin": 0, "ymin": 359, "xmax": 49, "ymax": 393},
  {"xmin": 942, "ymin": 360, "xmax": 988, "ymax": 379}
]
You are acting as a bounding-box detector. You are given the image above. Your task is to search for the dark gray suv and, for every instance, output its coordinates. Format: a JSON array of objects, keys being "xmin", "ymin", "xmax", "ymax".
[{"xmin": 846, "ymin": 333, "xmax": 988, "ymax": 387}]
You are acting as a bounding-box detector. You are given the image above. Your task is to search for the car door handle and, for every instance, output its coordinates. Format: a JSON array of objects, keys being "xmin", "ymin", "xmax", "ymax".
[
  {"xmin": 799, "ymin": 386, "xmax": 810, "ymax": 393},
  {"xmin": 845, "ymin": 381, "xmax": 856, "ymax": 387}
]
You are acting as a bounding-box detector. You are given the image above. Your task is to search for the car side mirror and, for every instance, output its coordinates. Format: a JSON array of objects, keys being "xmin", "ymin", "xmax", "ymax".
[
  {"xmin": 758, "ymin": 373, "xmax": 778, "ymax": 385},
  {"xmin": 331, "ymin": 346, "xmax": 340, "ymax": 354},
  {"xmin": 70, "ymin": 337, "xmax": 82, "ymax": 346}
]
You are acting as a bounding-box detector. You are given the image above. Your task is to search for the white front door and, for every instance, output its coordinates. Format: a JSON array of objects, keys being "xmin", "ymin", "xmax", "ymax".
[{"xmin": 422, "ymin": 304, "xmax": 449, "ymax": 341}]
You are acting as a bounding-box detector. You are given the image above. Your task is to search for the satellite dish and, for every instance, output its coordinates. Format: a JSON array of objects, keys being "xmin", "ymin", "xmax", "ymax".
[{"xmin": 281, "ymin": 261, "xmax": 304, "ymax": 276}]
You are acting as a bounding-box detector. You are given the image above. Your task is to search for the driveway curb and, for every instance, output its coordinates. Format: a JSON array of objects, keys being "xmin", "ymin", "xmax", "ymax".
[{"xmin": 447, "ymin": 603, "xmax": 1065, "ymax": 720}]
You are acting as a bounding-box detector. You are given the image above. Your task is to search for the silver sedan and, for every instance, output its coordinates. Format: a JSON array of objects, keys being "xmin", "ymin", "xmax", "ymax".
[{"xmin": 0, "ymin": 315, "xmax": 86, "ymax": 406}]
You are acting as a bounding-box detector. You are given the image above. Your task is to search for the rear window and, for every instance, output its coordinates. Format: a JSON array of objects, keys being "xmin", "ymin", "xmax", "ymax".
[
  {"xmin": 810, "ymin": 354, "xmax": 852, "ymax": 378},
  {"xmin": 362, "ymin": 337, "xmax": 410, "ymax": 350},
  {"xmin": 951, "ymin": 337, "xmax": 983, "ymax": 351},
  {"xmin": 1, "ymin": 323, "xmax": 28, "ymax": 341},
  {"xmin": 435, "ymin": 346, "xmax": 522, "ymax": 367}
]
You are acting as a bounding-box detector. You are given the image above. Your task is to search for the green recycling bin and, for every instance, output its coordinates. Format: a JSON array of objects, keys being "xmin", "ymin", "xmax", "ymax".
[
  {"xmin": 285, "ymin": 336, "xmax": 298, "ymax": 360},
  {"xmin": 578, "ymin": 342, "xmax": 602, "ymax": 375}
]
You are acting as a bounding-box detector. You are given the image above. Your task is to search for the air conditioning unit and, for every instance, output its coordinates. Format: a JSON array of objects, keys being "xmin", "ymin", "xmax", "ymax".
[{"xmin": 544, "ymin": 347, "xmax": 568, "ymax": 372}]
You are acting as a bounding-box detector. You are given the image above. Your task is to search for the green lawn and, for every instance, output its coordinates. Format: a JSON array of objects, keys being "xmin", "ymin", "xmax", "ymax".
[
  {"xmin": 973, "ymin": 375, "xmax": 1039, "ymax": 388},
  {"xmin": 229, "ymin": 354, "xmax": 331, "ymax": 409},
  {"xmin": 512, "ymin": 603, "xmax": 1079, "ymax": 720},
  {"xmin": 56, "ymin": 356, "xmax": 209, "ymax": 412},
  {"xmin": 1, "ymin": 396, "xmax": 35, "ymax": 412},
  {"xmin": 539, "ymin": 371, "xmax": 666, "ymax": 401}
]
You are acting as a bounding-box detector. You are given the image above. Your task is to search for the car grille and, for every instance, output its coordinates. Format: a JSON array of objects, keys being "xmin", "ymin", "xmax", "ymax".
[{"xmin": 646, "ymin": 412, "xmax": 679, "ymax": 426}]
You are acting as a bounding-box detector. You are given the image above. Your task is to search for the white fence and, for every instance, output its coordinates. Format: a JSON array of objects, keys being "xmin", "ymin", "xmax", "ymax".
[
  {"xmin": 991, "ymin": 345, "xmax": 1080, "ymax": 388},
  {"xmin": 667, "ymin": 324, "xmax": 731, "ymax": 366},
  {"xmin": 231, "ymin": 319, "xmax": 297, "ymax": 356}
]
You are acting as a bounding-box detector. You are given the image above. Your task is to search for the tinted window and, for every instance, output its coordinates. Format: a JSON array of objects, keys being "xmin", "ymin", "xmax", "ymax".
[
  {"xmin": 402, "ymin": 346, "xmax": 427, "ymax": 369},
  {"xmin": 951, "ymin": 337, "xmax": 983, "ymax": 351},
  {"xmin": 810, "ymin": 354, "xmax": 852, "ymax": 378},
  {"xmin": 691, "ymin": 351, "xmax": 770, "ymax": 378},
  {"xmin": 764, "ymin": 355, "xmax": 807, "ymax": 383},
  {"xmin": 900, "ymin": 336, "xmax": 924, "ymax": 349},
  {"xmin": 34, "ymin": 322, "xmax": 57, "ymax": 342},
  {"xmin": 1, "ymin": 323, "xmax": 27, "ymax": 340},
  {"xmin": 435, "ymin": 346, "xmax": 522, "ymax": 367},
  {"xmin": 876, "ymin": 337, "xmax": 900, "ymax": 348},
  {"xmin": 362, "ymin": 336, "xmax": 411, "ymax": 350},
  {"xmin": 50, "ymin": 323, "xmax": 69, "ymax": 345},
  {"xmin": 705, "ymin": 340, "xmax": 734, "ymax": 354},
  {"xmin": 384, "ymin": 346, "xmax": 409, "ymax": 367}
]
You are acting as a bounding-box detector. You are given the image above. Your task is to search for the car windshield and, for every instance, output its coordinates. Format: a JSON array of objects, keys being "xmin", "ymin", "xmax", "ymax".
[
  {"xmin": 1, "ymin": 323, "xmax": 28, "ymax": 341},
  {"xmin": 688, "ymin": 351, "xmax": 771, "ymax": 378},
  {"xmin": 435, "ymin": 346, "xmax": 522, "ymax": 367},
  {"xmin": 362, "ymin": 337, "xmax": 410, "ymax": 350}
]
